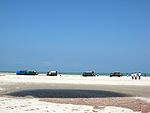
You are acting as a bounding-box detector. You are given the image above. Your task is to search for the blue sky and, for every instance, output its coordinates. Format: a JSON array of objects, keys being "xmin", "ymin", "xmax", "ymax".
[{"xmin": 0, "ymin": 0, "xmax": 150, "ymax": 72}]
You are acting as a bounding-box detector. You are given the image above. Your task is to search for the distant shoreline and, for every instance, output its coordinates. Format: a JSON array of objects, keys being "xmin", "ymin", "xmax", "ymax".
[{"xmin": 0, "ymin": 71, "xmax": 150, "ymax": 76}]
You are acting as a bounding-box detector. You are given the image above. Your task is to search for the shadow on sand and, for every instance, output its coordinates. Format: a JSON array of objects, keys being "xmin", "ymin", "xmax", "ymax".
[{"xmin": 6, "ymin": 89, "xmax": 131, "ymax": 98}]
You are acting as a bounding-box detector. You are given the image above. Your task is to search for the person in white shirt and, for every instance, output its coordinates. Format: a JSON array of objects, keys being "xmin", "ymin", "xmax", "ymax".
[
  {"xmin": 138, "ymin": 72, "xmax": 141, "ymax": 80},
  {"xmin": 134, "ymin": 72, "xmax": 137, "ymax": 80},
  {"xmin": 131, "ymin": 73, "xmax": 134, "ymax": 80}
]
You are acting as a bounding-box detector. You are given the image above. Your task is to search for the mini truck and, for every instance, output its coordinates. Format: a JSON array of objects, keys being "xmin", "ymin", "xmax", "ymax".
[
  {"xmin": 16, "ymin": 70, "xmax": 38, "ymax": 75},
  {"xmin": 110, "ymin": 71, "xmax": 123, "ymax": 77},
  {"xmin": 47, "ymin": 71, "xmax": 58, "ymax": 76},
  {"xmin": 82, "ymin": 71, "xmax": 96, "ymax": 77}
]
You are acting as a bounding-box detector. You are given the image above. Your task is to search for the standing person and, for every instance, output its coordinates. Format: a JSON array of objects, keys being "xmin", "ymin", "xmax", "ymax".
[
  {"xmin": 138, "ymin": 72, "xmax": 141, "ymax": 80},
  {"xmin": 134, "ymin": 72, "xmax": 137, "ymax": 80},
  {"xmin": 131, "ymin": 73, "xmax": 134, "ymax": 80}
]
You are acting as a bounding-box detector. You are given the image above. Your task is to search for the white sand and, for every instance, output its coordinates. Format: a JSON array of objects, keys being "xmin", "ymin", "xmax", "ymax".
[
  {"xmin": 0, "ymin": 97, "xmax": 141, "ymax": 113},
  {"xmin": 134, "ymin": 97, "xmax": 150, "ymax": 103},
  {"xmin": 0, "ymin": 74, "xmax": 150, "ymax": 86},
  {"xmin": 0, "ymin": 73, "xmax": 150, "ymax": 113}
]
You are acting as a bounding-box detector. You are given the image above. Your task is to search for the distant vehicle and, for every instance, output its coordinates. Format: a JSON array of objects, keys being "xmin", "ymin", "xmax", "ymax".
[
  {"xmin": 82, "ymin": 71, "xmax": 96, "ymax": 77},
  {"xmin": 16, "ymin": 70, "xmax": 38, "ymax": 75},
  {"xmin": 47, "ymin": 71, "xmax": 58, "ymax": 76},
  {"xmin": 110, "ymin": 71, "xmax": 123, "ymax": 77}
]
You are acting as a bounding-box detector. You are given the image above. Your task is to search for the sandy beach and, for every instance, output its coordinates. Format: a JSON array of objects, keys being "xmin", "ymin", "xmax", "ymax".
[
  {"xmin": 0, "ymin": 73, "xmax": 150, "ymax": 113},
  {"xmin": 1, "ymin": 0, "xmax": 150, "ymax": 112}
]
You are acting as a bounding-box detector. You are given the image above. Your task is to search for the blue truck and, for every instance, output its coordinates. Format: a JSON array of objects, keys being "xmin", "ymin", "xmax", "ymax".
[{"xmin": 16, "ymin": 70, "xmax": 38, "ymax": 75}]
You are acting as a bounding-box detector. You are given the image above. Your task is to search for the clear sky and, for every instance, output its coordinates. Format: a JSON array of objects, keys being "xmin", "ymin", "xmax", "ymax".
[{"xmin": 0, "ymin": 0, "xmax": 150, "ymax": 72}]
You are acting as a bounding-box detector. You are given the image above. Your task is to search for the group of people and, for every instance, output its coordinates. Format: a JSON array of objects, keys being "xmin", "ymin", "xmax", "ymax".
[{"xmin": 131, "ymin": 72, "xmax": 141, "ymax": 80}]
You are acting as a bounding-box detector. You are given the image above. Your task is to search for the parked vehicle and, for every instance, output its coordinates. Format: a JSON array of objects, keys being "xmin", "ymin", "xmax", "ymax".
[
  {"xmin": 26, "ymin": 71, "xmax": 38, "ymax": 75},
  {"xmin": 47, "ymin": 71, "xmax": 58, "ymax": 76},
  {"xmin": 16, "ymin": 70, "xmax": 38, "ymax": 75},
  {"xmin": 16, "ymin": 70, "xmax": 26, "ymax": 75},
  {"xmin": 82, "ymin": 71, "xmax": 96, "ymax": 77},
  {"xmin": 110, "ymin": 71, "xmax": 123, "ymax": 77}
]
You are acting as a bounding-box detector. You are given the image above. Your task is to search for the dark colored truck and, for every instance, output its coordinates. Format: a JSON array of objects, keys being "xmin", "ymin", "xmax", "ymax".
[
  {"xmin": 110, "ymin": 72, "xmax": 123, "ymax": 77},
  {"xmin": 82, "ymin": 71, "xmax": 96, "ymax": 77}
]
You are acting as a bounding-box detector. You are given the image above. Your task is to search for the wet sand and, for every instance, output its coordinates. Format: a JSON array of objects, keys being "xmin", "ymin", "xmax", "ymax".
[{"xmin": 1, "ymin": 83, "xmax": 150, "ymax": 97}]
